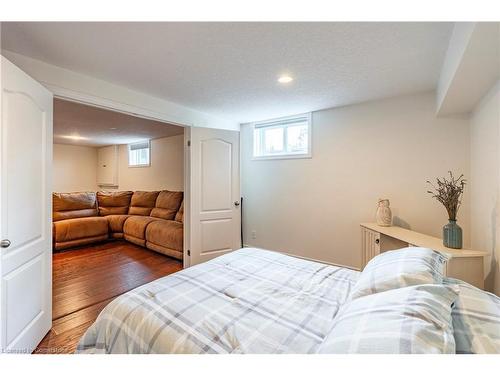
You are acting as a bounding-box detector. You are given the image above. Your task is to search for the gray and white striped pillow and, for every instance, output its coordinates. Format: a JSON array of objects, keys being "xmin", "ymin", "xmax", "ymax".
[
  {"xmin": 351, "ymin": 247, "xmax": 449, "ymax": 300},
  {"xmin": 444, "ymin": 278, "xmax": 500, "ymax": 354},
  {"xmin": 318, "ymin": 284, "xmax": 458, "ymax": 354}
]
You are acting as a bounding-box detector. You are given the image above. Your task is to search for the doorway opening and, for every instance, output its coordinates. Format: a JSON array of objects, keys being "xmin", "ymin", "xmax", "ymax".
[{"xmin": 37, "ymin": 98, "xmax": 186, "ymax": 353}]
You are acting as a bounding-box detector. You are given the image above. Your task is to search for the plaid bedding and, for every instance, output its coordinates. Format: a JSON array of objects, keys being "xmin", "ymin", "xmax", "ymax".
[
  {"xmin": 350, "ymin": 247, "xmax": 448, "ymax": 300},
  {"xmin": 76, "ymin": 247, "xmax": 360, "ymax": 354},
  {"xmin": 444, "ymin": 278, "xmax": 500, "ymax": 354},
  {"xmin": 318, "ymin": 284, "xmax": 459, "ymax": 354}
]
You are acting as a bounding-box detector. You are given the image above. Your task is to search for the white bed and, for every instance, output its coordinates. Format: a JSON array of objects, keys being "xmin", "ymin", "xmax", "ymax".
[
  {"xmin": 77, "ymin": 247, "xmax": 359, "ymax": 353},
  {"xmin": 76, "ymin": 247, "xmax": 500, "ymax": 354}
]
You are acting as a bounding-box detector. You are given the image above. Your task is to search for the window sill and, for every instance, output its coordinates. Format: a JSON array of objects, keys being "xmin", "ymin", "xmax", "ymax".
[{"xmin": 252, "ymin": 153, "xmax": 312, "ymax": 161}]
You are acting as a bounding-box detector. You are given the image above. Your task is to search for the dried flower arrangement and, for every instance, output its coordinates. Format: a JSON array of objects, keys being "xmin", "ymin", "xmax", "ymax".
[{"xmin": 427, "ymin": 172, "xmax": 466, "ymax": 221}]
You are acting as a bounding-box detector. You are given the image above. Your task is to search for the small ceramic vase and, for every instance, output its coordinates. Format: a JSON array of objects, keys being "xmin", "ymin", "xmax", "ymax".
[{"xmin": 376, "ymin": 199, "xmax": 392, "ymax": 227}]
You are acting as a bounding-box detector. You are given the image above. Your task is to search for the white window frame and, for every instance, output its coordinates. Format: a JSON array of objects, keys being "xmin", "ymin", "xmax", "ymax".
[
  {"xmin": 251, "ymin": 113, "xmax": 312, "ymax": 160},
  {"xmin": 128, "ymin": 140, "xmax": 151, "ymax": 167}
]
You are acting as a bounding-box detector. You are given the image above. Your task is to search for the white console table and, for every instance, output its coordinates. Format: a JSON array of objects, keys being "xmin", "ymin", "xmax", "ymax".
[{"xmin": 360, "ymin": 223, "xmax": 489, "ymax": 289}]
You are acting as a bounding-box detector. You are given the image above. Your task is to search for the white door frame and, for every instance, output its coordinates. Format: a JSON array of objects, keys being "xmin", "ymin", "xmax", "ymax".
[
  {"xmin": 48, "ymin": 84, "xmax": 190, "ymax": 129},
  {"xmin": 183, "ymin": 127, "xmax": 192, "ymax": 269}
]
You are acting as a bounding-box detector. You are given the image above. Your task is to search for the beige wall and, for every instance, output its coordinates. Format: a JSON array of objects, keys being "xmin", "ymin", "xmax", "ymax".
[
  {"xmin": 54, "ymin": 134, "xmax": 184, "ymax": 193},
  {"xmin": 241, "ymin": 92, "xmax": 471, "ymax": 269},
  {"xmin": 470, "ymin": 81, "xmax": 500, "ymax": 294},
  {"xmin": 53, "ymin": 144, "xmax": 99, "ymax": 192},
  {"xmin": 115, "ymin": 134, "xmax": 184, "ymax": 191}
]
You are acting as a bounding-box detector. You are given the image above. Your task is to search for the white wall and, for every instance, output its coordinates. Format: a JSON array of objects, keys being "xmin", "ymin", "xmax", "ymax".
[
  {"xmin": 115, "ymin": 134, "xmax": 184, "ymax": 191},
  {"xmin": 241, "ymin": 92, "xmax": 471, "ymax": 269},
  {"xmin": 53, "ymin": 144, "xmax": 99, "ymax": 192},
  {"xmin": 470, "ymin": 81, "xmax": 500, "ymax": 294}
]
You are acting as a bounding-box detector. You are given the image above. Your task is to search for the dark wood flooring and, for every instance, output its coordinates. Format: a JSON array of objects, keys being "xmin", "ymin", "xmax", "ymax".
[{"xmin": 35, "ymin": 241, "xmax": 182, "ymax": 354}]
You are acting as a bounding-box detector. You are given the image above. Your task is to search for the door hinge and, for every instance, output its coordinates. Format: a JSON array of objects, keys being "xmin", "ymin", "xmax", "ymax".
[
  {"xmin": 187, "ymin": 140, "xmax": 191, "ymax": 147},
  {"xmin": 187, "ymin": 249, "xmax": 191, "ymax": 256}
]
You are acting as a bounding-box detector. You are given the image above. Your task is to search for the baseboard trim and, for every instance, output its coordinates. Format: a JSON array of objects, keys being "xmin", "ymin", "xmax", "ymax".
[{"xmin": 242, "ymin": 244, "xmax": 361, "ymax": 271}]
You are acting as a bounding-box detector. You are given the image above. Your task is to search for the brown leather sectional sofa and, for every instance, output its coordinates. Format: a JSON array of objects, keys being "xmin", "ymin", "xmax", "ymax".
[{"xmin": 52, "ymin": 190, "xmax": 184, "ymax": 260}]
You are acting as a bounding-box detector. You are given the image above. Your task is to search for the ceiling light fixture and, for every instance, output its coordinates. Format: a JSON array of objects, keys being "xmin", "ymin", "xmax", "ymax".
[
  {"xmin": 277, "ymin": 75, "xmax": 294, "ymax": 84},
  {"xmin": 59, "ymin": 134, "xmax": 89, "ymax": 141}
]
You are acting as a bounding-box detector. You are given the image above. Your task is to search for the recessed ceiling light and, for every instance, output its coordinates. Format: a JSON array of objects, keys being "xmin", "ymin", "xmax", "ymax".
[
  {"xmin": 109, "ymin": 127, "xmax": 117, "ymax": 130},
  {"xmin": 278, "ymin": 75, "xmax": 294, "ymax": 84},
  {"xmin": 59, "ymin": 134, "xmax": 89, "ymax": 141}
]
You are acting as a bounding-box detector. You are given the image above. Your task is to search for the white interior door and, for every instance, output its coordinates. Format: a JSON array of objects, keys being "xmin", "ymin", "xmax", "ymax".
[
  {"xmin": 0, "ymin": 56, "xmax": 53, "ymax": 353},
  {"xmin": 188, "ymin": 127, "xmax": 240, "ymax": 266}
]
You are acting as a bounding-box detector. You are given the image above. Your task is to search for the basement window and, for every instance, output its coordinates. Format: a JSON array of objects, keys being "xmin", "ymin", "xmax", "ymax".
[
  {"xmin": 128, "ymin": 140, "xmax": 151, "ymax": 167},
  {"xmin": 252, "ymin": 113, "xmax": 312, "ymax": 160}
]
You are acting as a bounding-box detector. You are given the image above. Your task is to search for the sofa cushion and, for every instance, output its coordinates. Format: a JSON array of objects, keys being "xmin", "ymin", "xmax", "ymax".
[
  {"xmin": 146, "ymin": 242, "xmax": 183, "ymax": 260},
  {"xmin": 53, "ymin": 192, "xmax": 98, "ymax": 222},
  {"xmin": 146, "ymin": 219, "xmax": 183, "ymax": 252},
  {"xmin": 106, "ymin": 215, "xmax": 131, "ymax": 233},
  {"xmin": 123, "ymin": 216, "xmax": 159, "ymax": 240},
  {"xmin": 150, "ymin": 191, "xmax": 183, "ymax": 220},
  {"xmin": 97, "ymin": 191, "xmax": 133, "ymax": 216},
  {"xmin": 54, "ymin": 235, "xmax": 109, "ymax": 251},
  {"xmin": 128, "ymin": 191, "xmax": 160, "ymax": 216},
  {"xmin": 53, "ymin": 216, "xmax": 109, "ymax": 243},
  {"xmin": 175, "ymin": 201, "xmax": 184, "ymax": 223}
]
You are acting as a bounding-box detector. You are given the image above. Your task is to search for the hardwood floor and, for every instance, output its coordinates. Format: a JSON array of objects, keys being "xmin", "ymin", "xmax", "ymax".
[{"xmin": 35, "ymin": 241, "xmax": 182, "ymax": 354}]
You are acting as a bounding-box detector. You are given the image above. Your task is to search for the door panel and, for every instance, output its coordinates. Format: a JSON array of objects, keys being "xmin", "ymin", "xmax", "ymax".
[
  {"xmin": 201, "ymin": 139, "xmax": 232, "ymax": 211},
  {"xmin": 5, "ymin": 254, "xmax": 43, "ymax": 346},
  {"xmin": 201, "ymin": 219, "xmax": 233, "ymax": 253},
  {"xmin": 6, "ymin": 93, "xmax": 45, "ymax": 247},
  {"xmin": 189, "ymin": 127, "xmax": 240, "ymax": 266},
  {"xmin": 1, "ymin": 56, "xmax": 52, "ymax": 353}
]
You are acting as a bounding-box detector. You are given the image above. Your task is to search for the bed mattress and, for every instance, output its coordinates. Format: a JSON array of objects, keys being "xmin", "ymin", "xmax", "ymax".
[{"xmin": 76, "ymin": 247, "xmax": 360, "ymax": 354}]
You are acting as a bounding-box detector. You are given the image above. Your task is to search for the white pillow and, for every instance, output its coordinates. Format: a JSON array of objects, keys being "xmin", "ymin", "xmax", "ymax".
[
  {"xmin": 318, "ymin": 284, "xmax": 458, "ymax": 354},
  {"xmin": 444, "ymin": 278, "xmax": 500, "ymax": 354},
  {"xmin": 351, "ymin": 247, "xmax": 449, "ymax": 300}
]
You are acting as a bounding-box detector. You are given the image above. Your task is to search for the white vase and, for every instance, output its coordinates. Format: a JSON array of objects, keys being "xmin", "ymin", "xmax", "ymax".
[{"xmin": 376, "ymin": 199, "xmax": 392, "ymax": 226}]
